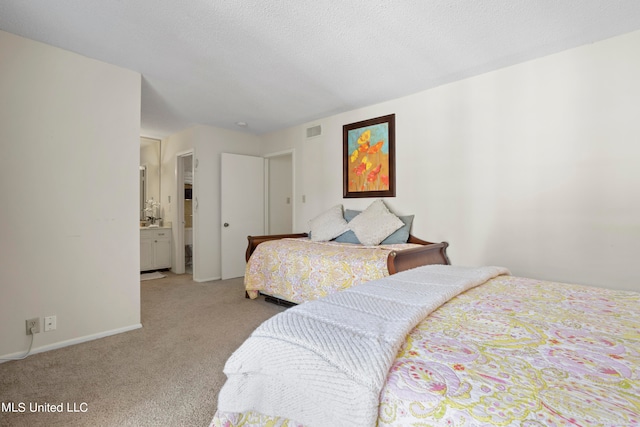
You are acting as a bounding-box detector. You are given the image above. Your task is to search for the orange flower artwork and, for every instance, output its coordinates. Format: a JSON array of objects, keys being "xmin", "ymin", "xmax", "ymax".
[
  {"xmin": 343, "ymin": 114, "xmax": 395, "ymax": 198},
  {"xmin": 350, "ymin": 148, "xmax": 359, "ymax": 163},
  {"xmin": 367, "ymin": 140, "xmax": 383, "ymax": 154},
  {"xmin": 357, "ymin": 130, "xmax": 371, "ymax": 145},
  {"xmin": 367, "ymin": 164, "xmax": 382, "ymax": 182},
  {"xmin": 358, "ymin": 142, "xmax": 370, "ymax": 153},
  {"xmin": 353, "ymin": 162, "xmax": 367, "ymax": 176}
]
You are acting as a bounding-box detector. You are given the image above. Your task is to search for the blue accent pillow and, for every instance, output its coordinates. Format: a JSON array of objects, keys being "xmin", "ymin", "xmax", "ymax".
[
  {"xmin": 333, "ymin": 210, "xmax": 413, "ymax": 245},
  {"xmin": 381, "ymin": 214, "xmax": 414, "ymax": 244},
  {"xmin": 344, "ymin": 209, "xmax": 360, "ymax": 221},
  {"xmin": 333, "ymin": 210, "xmax": 361, "ymax": 243}
]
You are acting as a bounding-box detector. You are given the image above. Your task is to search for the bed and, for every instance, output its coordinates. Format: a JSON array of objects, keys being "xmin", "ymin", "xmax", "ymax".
[
  {"xmin": 213, "ymin": 264, "xmax": 640, "ymax": 427},
  {"xmin": 244, "ymin": 200, "xmax": 451, "ymax": 305},
  {"xmin": 244, "ymin": 233, "xmax": 450, "ymax": 305}
]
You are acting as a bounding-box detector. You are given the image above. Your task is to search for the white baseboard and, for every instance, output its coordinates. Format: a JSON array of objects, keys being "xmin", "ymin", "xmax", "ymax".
[
  {"xmin": 0, "ymin": 323, "xmax": 142, "ymax": 363},
  {"xmin": 194, "ymin": 275, "xmax": 221, "ymax": 282}
]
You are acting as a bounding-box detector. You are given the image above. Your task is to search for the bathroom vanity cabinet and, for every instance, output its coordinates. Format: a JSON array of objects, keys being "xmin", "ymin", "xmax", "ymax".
[{"xmin": 140, "ymin": 227, "xmax": 172, "ymax": 271}]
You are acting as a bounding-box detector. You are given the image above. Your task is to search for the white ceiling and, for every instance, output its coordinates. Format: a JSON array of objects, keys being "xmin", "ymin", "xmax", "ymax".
[{"xmin": 2, "ymin": 1, "xmax": 640, "ymax": 138}]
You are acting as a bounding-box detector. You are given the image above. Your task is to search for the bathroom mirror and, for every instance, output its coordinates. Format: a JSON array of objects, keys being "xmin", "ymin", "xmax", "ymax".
[{"xmin": 140, "ymin": 137, "xmax": 161, "ymax": 222}]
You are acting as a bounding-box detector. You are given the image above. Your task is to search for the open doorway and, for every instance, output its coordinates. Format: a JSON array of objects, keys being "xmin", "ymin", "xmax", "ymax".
[
  {"xmin": 175, "ymin": 150, "xmax": 195, "ymax": 276},
  {"xmin": 265, "ymin": 150, "xmax": 294, "ymax": 234},
  {"xmin": 183, "ymin": 155, "xmax": 193, "ymax": 274}
]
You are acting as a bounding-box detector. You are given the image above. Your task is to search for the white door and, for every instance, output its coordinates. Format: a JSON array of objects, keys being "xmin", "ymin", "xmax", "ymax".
[{"xmin": 221, "ymin": 153, "xmax": 265, "ymax": 279}]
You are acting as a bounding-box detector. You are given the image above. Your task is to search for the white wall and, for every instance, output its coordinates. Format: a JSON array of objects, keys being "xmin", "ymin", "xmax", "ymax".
[
  {"xmin": 160, "ymin": 125, "xmax": 262, "ymax": 282},
  {"xmin": 0, "ymin": 31, "xmax": 142, "ymax": 358},
  {"xmin": 261, "ymin": 30, "xmax": 640, "ymax": 292}
]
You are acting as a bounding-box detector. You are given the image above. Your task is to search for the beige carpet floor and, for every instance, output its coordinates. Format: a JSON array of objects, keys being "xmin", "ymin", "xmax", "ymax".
[{"xmin": 0, "ymin": 273, "xmax": 285, "ymax": 427}]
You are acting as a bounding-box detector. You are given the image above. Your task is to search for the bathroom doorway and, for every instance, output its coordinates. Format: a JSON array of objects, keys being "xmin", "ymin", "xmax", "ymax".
[
  {"xmin": 175, "ymin": 150, "xmax": 195, "ymax": 276},
  {"xmin": 182, "ymin": 155, "xmax": 193, "ymax": 274}
]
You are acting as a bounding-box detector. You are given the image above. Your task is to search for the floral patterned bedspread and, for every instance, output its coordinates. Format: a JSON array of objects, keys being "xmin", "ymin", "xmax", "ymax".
[
  {"xmin": 214, "ymin": 275, "xmax": 640, "ymax": 426},
  {"xmin": 244, "ymin": 238, "xmax": 421, "ymax": 304}
]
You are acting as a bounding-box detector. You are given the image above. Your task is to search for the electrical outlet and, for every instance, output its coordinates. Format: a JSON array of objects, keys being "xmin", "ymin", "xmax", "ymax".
[
  {"xmin": 26, "ymin": 318, "xmax": 40, "ymax": 335},
  {"xmin": 44, "ymin": 315, "xmax": 57, "ymax": 332}
]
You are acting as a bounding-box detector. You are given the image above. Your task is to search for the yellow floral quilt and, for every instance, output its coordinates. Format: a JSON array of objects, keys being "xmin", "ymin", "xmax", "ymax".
[
  {"xmin": 244, "ymin": 238, "xmax": 421, "ymax": 304},
  {"xmin": 215, "ymin": 275, "xmax": 640, "ymax": 426}
]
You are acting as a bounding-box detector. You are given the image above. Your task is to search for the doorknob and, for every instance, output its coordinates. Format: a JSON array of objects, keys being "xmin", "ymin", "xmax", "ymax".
[{"xmin": 223, "ymin": 223, "xmax": 229, "ymax": 227}]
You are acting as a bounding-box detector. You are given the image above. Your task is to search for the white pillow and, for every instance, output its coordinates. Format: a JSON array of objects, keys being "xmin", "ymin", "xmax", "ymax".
[
  {"xmin": 309, "ymin": 205, "xmax": 349, "ymax": 241},
  {"xmin": 348, "ymin": 200, "xmax": 404, "ymax": 246}
]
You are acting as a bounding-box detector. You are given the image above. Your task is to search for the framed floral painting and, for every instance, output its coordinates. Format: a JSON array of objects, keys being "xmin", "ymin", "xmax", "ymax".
[{"xmin": 343, "ymin": 113, "xmax": 395, "ymax": 198}]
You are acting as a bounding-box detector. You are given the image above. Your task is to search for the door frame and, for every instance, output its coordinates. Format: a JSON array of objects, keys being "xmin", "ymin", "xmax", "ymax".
[
  {"xmin": 264, "ymin": 149, "xmax": 295, "ymax": 233},
  {"xmin": 174, "ymin": 149, "xmax": 195, "ymax": 275}
]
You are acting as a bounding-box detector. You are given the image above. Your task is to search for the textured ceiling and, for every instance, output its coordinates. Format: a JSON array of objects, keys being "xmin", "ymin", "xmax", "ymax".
[{"xmin": 1, "ymin": 1, "xmax": 640, "ymax": 138}]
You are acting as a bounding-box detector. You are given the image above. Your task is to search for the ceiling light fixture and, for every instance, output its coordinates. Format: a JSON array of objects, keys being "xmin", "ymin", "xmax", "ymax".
[{"xmin": 235, "ymin": 121, "xmax": 248, "ymax": 127}]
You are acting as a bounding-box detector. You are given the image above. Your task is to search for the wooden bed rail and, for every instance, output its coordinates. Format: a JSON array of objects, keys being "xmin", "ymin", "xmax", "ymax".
[{"xmin": 387, "ymin": 241, "xmax": 450, "ymax": 274}]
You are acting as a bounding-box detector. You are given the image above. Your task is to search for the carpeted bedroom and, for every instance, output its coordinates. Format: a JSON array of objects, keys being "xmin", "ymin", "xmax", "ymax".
[{"xmin": 0, "ymin": 273, "xmax": 284, "ymax": 426}]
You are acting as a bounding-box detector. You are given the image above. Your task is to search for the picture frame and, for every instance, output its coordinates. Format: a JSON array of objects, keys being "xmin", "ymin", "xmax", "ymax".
[{"xmin": 343, "ymin": 113, "xmax": 395, "ymax": 198}]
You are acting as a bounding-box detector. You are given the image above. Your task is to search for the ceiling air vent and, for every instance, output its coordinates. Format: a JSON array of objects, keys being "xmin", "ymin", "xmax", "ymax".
[{"xmin": 306, "ymin": 124, "xmax": 322, "ymax": 139}]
